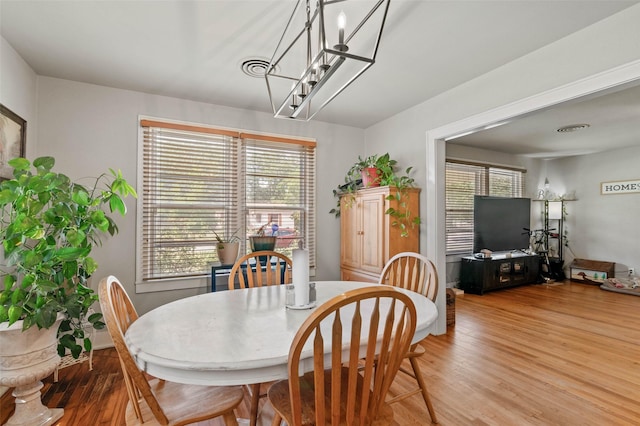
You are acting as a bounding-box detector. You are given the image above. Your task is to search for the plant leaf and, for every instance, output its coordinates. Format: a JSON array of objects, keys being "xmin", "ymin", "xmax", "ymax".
[
  {"xmin": 87, "ymin": 312, "xmax": 103, "ymax": 323},
  {"xmin": 108, "ymin": 195, "xmax": 126, "ymax": 215},
  {"xmin": 8, "ymin": 305, "xmax": 23, "ymax": 324},
  {"xmin": 36, "ymin": 306, "xmax": 58, "ymax": 328},
  {"xmin": 9, "ymin": 157, "xmax": 31, "ymax": 170},
  {"xmin": 72, "ymin": 188, "xmax": 90, "ymax": 206},
  {"xmin": 0, "ymin": 188, "xmax": 19, "ymax": 205},
  {"xmin": 56, "ymin": 246, "xmax": 91, "ymax": 261},
  {"xmin": 66, "ymin": 228, "xmax": 86, "ymax": 246},
  {"xmin": 32, "ymin": 156, "xmax": 55, "ymax": 171},
  {"xmin": 4, "ymin": 275, "xmax": 16, "ymax": 290}
]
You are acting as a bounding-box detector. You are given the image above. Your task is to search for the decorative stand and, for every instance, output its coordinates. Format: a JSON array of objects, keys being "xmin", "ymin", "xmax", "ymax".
[
  {"xmin": 0, "ymin": 318, "xmax": 64, "ymax": 426},
  {"xmin": 53, "ymin": 317, "xmax": 95, "ymax": 382}
]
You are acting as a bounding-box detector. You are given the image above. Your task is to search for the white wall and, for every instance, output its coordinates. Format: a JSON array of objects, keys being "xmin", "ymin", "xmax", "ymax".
[
  {"xmin": 0, "ymin": 37, "xmax": 38, "ymax": 157},
  {"xmin": 35, "ymin": 76, "xmax": 364, "ymax": 317},
  {"xmin": 364, "ymin": 4, "xmax": 640, "ymax": 334},
  {"xmin": 549, "ymin": 145, "xmax": 639, "ymax": 275},
  {"xmin": 2, "ymin": 32, "xmax": 364, "ymax": 348},
  {"xmin": 0, "ymin": 35, "xmax": 39, "ymax": 397}
]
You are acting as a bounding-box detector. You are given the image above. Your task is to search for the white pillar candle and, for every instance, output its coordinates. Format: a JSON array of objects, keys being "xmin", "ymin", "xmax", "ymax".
[{"xmin": 292, "ymin": 249, "xmax": 309, "ymax": 306}]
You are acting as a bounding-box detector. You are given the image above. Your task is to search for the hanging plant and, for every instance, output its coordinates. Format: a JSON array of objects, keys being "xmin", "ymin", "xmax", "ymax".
[{"xmin": 330, "ymin": 153, "xmax": 420, "ymax": 237}]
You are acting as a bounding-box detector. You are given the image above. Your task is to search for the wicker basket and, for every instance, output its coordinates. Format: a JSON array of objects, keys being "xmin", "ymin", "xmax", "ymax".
[{"xmin": 446, "ymin": 288, "xmax": 456, "ymax": 326}]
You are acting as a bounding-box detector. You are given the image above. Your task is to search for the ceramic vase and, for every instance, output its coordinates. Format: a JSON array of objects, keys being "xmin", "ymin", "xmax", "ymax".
[
  {"xmin": 361, "ymin": 167, "xmax": 381, "ymax": 187},
  {"xmin": 0, "ymin": 316, "xmax": 64, "ymax": 426},
  {"xmin": 249, "ymin": 236, "xmax": 277, "ymax": 252},
  {"xmin": 216, "ymin": 242, "xmax": 240, "ymax": 265}
]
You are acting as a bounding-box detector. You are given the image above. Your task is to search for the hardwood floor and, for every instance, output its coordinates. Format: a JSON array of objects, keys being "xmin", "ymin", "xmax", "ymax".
[
  {"xmin": 408, "ymin": 281, "xmax": 640, "ymax": 425},
  {"xmin": 2, "ymin": 281, "xmax": 639, "ymax": 425}
]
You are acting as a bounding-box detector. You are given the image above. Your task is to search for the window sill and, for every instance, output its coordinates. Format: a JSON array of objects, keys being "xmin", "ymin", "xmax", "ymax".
[
  {"xmin": 135, "ymin": 275, "xmax": 209, "ymax": 294},
  {"xmin": 135, "ymin": 267, "xmax": 317, "ymax": 294}
]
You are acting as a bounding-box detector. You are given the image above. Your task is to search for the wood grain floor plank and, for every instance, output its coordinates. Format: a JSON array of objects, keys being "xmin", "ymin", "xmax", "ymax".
[{"xmin": 2, "ymin": 281, "xmax": 639, "ymax": 425}]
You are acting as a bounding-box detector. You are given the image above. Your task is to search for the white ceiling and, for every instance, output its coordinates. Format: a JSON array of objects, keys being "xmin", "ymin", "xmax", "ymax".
[
  {"xmin": 2, "ymin": 0, "xmax": 639, "ymax": 157},
  {"xmin": 448, "ymin": 80, "xmax": 640, "ymax": 159}
]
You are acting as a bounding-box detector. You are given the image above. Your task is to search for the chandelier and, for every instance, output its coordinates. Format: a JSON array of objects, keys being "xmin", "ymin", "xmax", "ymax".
[{"xmin": 266, "ymin": 0, "xmax": 391, "ymax": 121}]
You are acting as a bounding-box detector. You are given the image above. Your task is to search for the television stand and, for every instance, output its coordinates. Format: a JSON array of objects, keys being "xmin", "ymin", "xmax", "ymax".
[{"xmin": 460, "ymin": 252, "xmax": 540, "ymax": 295}]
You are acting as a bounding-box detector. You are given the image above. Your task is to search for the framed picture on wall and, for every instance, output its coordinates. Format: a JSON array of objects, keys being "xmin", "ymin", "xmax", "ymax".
[{"xmin": 0, "ymin": 104, "xmax": 27, "ymax": 180}]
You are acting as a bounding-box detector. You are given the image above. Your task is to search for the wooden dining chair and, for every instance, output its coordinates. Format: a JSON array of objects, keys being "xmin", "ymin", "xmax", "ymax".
[
  {"xmin": 98, "ymin": 275, "xmax": 244, "ymax": 426},
  {"xmin": 228, "ymin": 250, "xmax": 292, "ymax": 290},
  {"xmin": 267, "ymin": 286, "xmax": 417, "ymax": 426},
  {"xmin": 227, "ymin": 250, "xmax": 292, "ymax": 425},
  {"xmin": 379, "ymin": 252, "xmax": 439, "ymax": 423}
]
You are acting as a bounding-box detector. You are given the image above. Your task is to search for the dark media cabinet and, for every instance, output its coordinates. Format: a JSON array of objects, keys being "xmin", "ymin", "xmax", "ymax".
[{"xmin": 460, "ymin": 252, "xmax": 540, "ymax": 295}]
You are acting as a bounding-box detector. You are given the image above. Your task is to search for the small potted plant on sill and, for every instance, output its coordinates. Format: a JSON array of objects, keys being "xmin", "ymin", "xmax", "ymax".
[
  {"xmin": 248, "ymin": 223, "xmax": 277, "ymax": 252},
  {"xmin": 213, "ymin": 229, "xmax": 241, "ymax": 265},
  {"xmin": 0, "ymin": 156, "xmax": 136, "ymax": 425}
]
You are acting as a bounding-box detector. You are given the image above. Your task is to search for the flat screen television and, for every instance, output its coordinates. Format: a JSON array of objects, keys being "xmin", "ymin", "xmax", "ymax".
[{"xmin": 473, "ymin": 196, "xmax": 531, "ymax": 253}]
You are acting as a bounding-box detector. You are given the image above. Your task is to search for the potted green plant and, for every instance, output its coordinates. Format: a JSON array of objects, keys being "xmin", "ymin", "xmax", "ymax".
[
  {"xmin": 346, "ymin": 153, "xmax": 407, "ymax": 188},
  {"xmin": 0, "ymin": 156, "xmax": 136, "ymax": 424},
  {"xmin": 213, "ymin": 229, "xmax": 241, "ymax": 265},
  {"xmin": 331, "ymin": 153, "xmax": 420, "ymax": 237},
  {"xmin": 248, "ymin": 222, "xmax": 277, "ymax": 252},
  {"xmin": 346, "ymin": 154, "xmax": 383, "ymax": 187}
]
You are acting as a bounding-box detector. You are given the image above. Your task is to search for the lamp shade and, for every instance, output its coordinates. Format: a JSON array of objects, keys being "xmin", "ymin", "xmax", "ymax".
[{"xmin": 548, "ymin": 201, "xmax": 563, "ymax": 220}]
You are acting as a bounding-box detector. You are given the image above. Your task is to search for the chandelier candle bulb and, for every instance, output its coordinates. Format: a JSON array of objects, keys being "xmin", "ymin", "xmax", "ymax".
[
  {"xmin": 309, "ymin": 66, "xmax": 318, "ymax": 86},
  {"xmin": 338, "ymin": 11, "xmax": 346, "ymax": 45},
  {"xmin": 290, "ymin": 83, "xmax": 298, "ymax": 109},
  {"xmin": 292, "ymin": 248, "xmax": 310, "ymax": 306}
]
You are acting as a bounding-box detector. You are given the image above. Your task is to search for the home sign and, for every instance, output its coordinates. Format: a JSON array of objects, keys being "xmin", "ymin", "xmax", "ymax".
[{"xmin": 600, "ymin": 179, "xmax": 640, "ymax": 195}]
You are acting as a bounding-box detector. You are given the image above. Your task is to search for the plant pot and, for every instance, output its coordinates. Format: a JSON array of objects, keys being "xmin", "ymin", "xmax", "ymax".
[
  {"xmin": 249, "ymin": 236, "xmax": 277, "ymax": 252},
  {"xmin": 0, "ymin": 316, "xmax": 64, "ymax": 425},
  {"xmin": 361, "ymin": 167, "xmax": 381, "ymax": 187},
  {"xmin": 216, "ymin": 241, "xmax": 240, "ymax": 265}
]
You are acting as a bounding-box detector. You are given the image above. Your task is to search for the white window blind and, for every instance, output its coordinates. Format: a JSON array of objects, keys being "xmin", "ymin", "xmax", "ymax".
[
  {"xmin": 140, "ymin": 119, "xmax": 316, "ymax": 281},
  {"xmin": 445, "ymin": 160, "xmax": 525, "ymax": 254},
  {"xmin": 243, "ymin": 136, "xmax": 316, "ymax": 267}
]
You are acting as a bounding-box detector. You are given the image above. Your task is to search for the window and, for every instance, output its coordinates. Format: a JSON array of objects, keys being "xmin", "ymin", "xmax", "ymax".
[
  {"xmin": 445, "ymin": 160, "xmax": 525, "ymax": 254},
  {"xmin": 139, "ymin": 119, "xmax": 316, "ymax": 282}
]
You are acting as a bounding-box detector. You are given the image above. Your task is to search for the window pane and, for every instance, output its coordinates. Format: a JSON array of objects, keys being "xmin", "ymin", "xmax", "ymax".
[
  {"xmin": 140, "ymin": 123, "xmax": 316, "ymax": 282},
  {"xmin": 446, "ymin": 161, "xmax": 525, "ymax": 254},
  {"xmin": 244, "ymin": 138, "xmax": 315, "ymax": 264},
  {"xmin": 142, "ymin": 128, "xmax": 239, "ymax": 280},
  {"xmin": 489, "ymin": 167, "xmax": 523, "ymax": 197}
]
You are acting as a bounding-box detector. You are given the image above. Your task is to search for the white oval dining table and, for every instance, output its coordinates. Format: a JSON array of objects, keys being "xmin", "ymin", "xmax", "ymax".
[{"xmin": 125, "ymin": 281, "xmax": 438, "ymax": 387}]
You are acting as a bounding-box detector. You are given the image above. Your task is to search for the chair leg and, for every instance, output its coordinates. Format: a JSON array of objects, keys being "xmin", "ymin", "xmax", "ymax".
[
  {"xmin": 250, "ymin": 383, "xmax": 261, "ymax": 426},
  {"xmin": 271, "ymin": 413, "xmax": 283, "ymax": 426},
  {"xmin": 409, "ymin": 356, "xmax": 438, "ymax": 423},
  {"xmin": 222, "ymin": 410, "xmax": 239, "ymax": 426}
]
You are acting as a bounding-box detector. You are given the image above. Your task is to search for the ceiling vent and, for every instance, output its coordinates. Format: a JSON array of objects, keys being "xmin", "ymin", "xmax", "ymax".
[
  {"xmin": 557, "ymin": 124, "xmax": 590, "ymax": 133},
  {"xmin": 241, "ymin": 58, "xmax": 273, "ymax": 78}
]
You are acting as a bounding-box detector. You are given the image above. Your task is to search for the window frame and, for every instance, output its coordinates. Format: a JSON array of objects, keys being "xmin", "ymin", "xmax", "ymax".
[
  {"xmin": 445, "ymin": 159, "xmax": 525, "ymax": 255},
  {"xmin": 135, "ymin": 117, "xmax": 316, "ymax": 293}
]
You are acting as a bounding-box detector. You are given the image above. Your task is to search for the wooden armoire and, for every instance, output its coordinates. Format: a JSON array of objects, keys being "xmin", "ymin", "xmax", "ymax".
[{"xmin": 340, "ymin": 186, "xmax": 420, "ymax": 282}]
